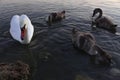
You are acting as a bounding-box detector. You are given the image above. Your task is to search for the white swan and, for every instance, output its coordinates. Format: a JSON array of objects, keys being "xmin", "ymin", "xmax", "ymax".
[{"xmin": 10, "ymin": 14, "xmax": 34, "ymax": 44}]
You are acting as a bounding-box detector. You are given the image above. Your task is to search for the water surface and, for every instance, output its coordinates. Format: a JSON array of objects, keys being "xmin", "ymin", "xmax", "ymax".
[{"xmin": 0, "ymin": 0, "xmax": 120, "ymax": 80}]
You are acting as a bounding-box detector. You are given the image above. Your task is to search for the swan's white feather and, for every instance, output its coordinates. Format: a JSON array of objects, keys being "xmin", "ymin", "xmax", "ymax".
[{"xmin": 10, "ymin": 15, "xmax": 22, "ymax": 43}]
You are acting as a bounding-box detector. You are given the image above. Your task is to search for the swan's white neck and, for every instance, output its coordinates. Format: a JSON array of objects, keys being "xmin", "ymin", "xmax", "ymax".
[{"xmin": 19, "ymin": 15, "xmax": 31, "ymax": 44}]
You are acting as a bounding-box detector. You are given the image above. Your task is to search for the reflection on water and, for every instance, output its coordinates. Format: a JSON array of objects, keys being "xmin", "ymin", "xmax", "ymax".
[{"xmin": 0, "ymin": 0, "xmax": 120, "ymax": 80}]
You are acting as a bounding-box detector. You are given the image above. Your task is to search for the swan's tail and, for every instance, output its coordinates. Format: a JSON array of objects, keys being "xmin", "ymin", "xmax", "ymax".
[{"xmin": 94, "ymin": 45, "xmax": 113, "ymax": 64}]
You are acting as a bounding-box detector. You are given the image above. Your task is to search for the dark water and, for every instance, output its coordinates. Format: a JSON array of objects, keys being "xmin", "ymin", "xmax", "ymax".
[{"xmin": 0, "ymin": 0, "xmax": 120, "ymax": 80}]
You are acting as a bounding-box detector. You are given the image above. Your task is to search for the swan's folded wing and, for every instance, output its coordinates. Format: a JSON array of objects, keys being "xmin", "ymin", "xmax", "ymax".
[
  {"xmin": 10, "ymin": 15, "xmax": 21, "ymax": 42},
  {"xmin": 27, "ymin": 17, "xmax": 34, "ymax": 42},
  {"xmin": 28, "ymin": 24, "xmax": 34, "ymax": 42}
]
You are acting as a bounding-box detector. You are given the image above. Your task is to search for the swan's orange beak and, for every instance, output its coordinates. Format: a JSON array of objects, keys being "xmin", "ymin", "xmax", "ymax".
[{"xmin": 21, "ymin": 25, "xmax": 26, "ymax": 40}]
